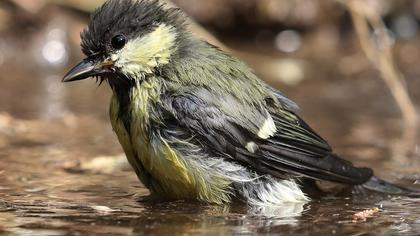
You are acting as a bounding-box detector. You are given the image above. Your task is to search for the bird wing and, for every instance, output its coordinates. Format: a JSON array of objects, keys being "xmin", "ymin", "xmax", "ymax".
[{"xmin": 159, "ymin": 87, "xmax": 373, "ymax": 185}]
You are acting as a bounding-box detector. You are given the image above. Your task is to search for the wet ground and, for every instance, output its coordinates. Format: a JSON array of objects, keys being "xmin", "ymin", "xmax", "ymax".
[{"xmin": 1, "ymin": 7, "xmax": 420, "ymax": 236}]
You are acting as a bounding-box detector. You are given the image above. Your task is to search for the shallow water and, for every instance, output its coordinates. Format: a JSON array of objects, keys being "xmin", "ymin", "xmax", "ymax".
[
  {"xmin": 1, "ymin": 63, "xmax": 419, "ymax": 235},
  {"xmin": 1, "ymin": 9, "xmax": 420, "ymax": 236}
]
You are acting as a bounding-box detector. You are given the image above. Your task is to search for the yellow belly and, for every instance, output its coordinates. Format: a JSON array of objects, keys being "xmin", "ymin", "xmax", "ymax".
[
  {"xmin": 109, "ymin": 81, "xmax": 232, "ymax": 204},
  {"xmin": 110, "ymin": 95, "xmax": 197, "ymax": 199},
  {"xmin": 131, "ymin": 134, "xmax": 199, "ymax": 199},
  {"xmin": 110, "ymin": 78, "xmax": 231, "ymax": 204}
]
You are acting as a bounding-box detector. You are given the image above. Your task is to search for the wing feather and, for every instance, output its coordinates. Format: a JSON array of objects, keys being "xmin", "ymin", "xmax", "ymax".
[{"xmin": 159, "ymin": 88, "xmax": 373, "ymax": 185}]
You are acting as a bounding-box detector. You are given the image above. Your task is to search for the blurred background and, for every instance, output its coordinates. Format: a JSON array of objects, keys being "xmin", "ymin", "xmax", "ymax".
[{"xmin": 0, "ymin": 0, "xmax": 420, "ymax": 235}]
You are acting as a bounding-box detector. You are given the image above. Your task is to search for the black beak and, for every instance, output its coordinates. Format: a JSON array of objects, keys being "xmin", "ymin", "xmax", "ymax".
[{"xmin": 62, "ymin": 58, "xmax": 113, "ymax": 82}]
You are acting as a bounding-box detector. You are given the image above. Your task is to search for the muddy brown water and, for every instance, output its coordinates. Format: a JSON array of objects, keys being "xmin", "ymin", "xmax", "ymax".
[{"xmin": 1, "ymin": 23, "xmax": 420, "ymax": 236}]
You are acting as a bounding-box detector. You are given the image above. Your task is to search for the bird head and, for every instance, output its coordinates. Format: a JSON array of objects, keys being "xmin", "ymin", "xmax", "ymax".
[{"xmin": 63, "ymin": 0, "xmax": 185, "ymax": 84}]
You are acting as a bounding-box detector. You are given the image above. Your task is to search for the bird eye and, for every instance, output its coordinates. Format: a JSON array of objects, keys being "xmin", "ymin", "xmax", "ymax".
[{"xmin": 111, "ymin": 35, "xmax": 126, "ymax": 50}]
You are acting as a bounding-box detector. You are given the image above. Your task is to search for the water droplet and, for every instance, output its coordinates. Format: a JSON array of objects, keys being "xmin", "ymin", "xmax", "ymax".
[
  {"xmin": 275, "ymin": 30, "xmax": 301, "ymax": 53},
  {"xmin": 42, "ymin": 40, "xmax": 67, "ymax": 65},
  {"xmin": 392, "ymin": 15, "xmax": 418, "ymax": 40}
]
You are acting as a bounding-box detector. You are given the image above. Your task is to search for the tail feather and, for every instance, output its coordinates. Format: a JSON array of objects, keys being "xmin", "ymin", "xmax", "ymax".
[{"xmin": 362, "ymin": 176, "xmax": 420, "ymax": 197}]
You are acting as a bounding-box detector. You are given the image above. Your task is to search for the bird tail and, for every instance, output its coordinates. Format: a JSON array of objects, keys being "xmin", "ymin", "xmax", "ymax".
[{"xmin": 361, "ymin": 176, "xmax": 420, "ymax": 197}]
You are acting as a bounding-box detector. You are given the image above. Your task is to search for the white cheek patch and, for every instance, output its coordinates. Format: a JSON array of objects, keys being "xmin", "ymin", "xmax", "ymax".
[
  {"xmin": 112, "ymin": 24, "xmax": 177, "ymax": 78},
  {"xmin": 257, "ymin": 115, "xmax": 277, "ymax": 139}
]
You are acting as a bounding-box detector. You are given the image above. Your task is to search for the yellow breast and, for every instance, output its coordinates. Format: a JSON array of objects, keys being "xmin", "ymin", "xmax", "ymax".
[
  {"xmin": 110, "ymin": 80, "xmax": 197, "ymax": 199},
  {"xmin": 110, "ymin": 79, "xmax": 233, "ymax": 204}
]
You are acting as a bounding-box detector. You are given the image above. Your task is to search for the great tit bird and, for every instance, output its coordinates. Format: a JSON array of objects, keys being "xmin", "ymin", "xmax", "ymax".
[{"xmin": 63, "ymin": 0, "xmax": 416, "ymax": 205}]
